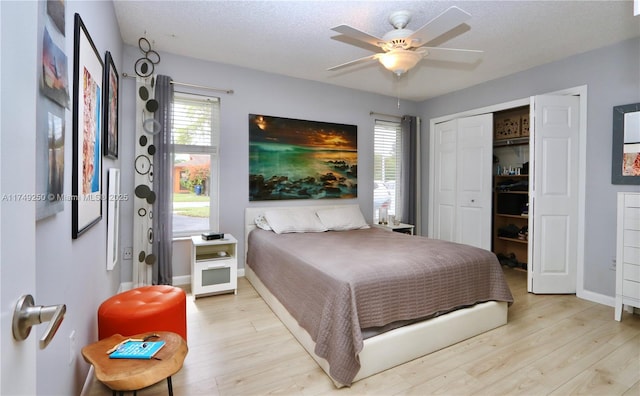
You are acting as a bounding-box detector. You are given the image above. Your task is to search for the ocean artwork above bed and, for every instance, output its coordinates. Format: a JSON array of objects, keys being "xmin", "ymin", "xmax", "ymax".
[{"xmin": 249, "ymin": 114, "xmax": 357, "ymax": 201}]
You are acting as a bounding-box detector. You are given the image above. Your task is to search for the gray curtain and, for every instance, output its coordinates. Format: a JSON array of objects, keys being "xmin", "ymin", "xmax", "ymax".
[
  {"xmin": 399, "ymin": 115, "xmax": 419, "ymax": 228},
  {"xmin": 152, "ymin": 75, "xmax": 174, "ymax": 285}
]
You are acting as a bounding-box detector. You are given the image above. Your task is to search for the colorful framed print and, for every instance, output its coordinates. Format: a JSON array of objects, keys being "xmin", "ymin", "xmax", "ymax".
[
  {"xmin": 72, "ymin": 13, "xmax": 103, "ymax": 238},
  {"xmin": 41, "ymin": 27, "xmax": 70, "ymax": 108},
  {"xmin": 249, "ymin": 114, "xmax": 358, "ymax": 201},
  {"xmin": 103, "ymin": 51, "xmax": 119, "ymax": 158}
]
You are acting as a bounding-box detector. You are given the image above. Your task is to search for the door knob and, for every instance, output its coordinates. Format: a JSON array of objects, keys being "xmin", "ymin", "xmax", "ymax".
[{"xmin": 12, "ymin": 294, "xmax": 66, "ymax": 349}]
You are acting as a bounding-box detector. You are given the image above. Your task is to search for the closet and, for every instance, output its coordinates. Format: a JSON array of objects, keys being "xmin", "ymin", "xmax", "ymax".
[
  {"xmin": 492, "ymin": 106, "xmax": 530, "ymax": 271},
  {"xmin": 429, "ymin": 93, "xmax": 582, "ymax": 294}
]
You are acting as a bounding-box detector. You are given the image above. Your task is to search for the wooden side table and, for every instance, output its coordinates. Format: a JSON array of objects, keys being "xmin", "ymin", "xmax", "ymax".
[{"xmin": 82, "ymin": 331, "xmax": 188, "ymax": 395}]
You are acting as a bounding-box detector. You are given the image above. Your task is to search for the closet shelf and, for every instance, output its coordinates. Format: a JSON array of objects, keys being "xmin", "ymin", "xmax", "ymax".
[
  {"xmin": 496, "ymin": 214, "xmax": 528, "ymax": 219},
  {"xmin": 498, "ymin": 237, "xmax": 528, "ymax": 244},
  {"xmin": 493, "ymin": 137, "xmax": 529, "ymax": 147},
  {"xmin": 496, "ymin": 191, "xmax": 528, "ymax": 195}
]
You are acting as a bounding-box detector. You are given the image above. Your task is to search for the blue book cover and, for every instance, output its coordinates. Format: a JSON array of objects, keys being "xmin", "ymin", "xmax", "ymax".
[{"xmin": 109, "ymin": 340, "xmax": 166, "ymax": 359}]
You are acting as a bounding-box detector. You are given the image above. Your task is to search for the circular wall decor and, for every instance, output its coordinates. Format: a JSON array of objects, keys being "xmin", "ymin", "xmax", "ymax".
[
  {"xmin": 138, "ymin": 251, "xmax": 146, "ymax": 262},
  {"xmin": 138, "ymin": 37, "xmax": 151, "ymax": 53},
  {"xmin": 147, "ymin": 145, "xmax": 156, "ymax": 156},
  {"xmin": 142, "ymin": 118, "xmax": 161, "ymax": 135},
  {"xmin": 134, "ymin": 184, "xmax": 151, "ymax": 199},
  {"xmin": 145, "ymin": 254, "xmax": 157, "ymax": 265},
  {"xmin": 135, "ymin": 155, "xmax": 151, "ymax": 175},
  {"xmin": 147, "ymin": 228, "xmax": 154, "ymax": 244},
  {"xmin": 134, "ymin": 57, "xmax": 154, "ymax": 77},
  {"xmin": 146, "ymin": 50, "xmax": 161, "ymax": 64},
  {"xmin": 137, "ymin": 208, "xmax": 147, "ymax": 217},
  {"xmin": 145, "ymin": 99, "xmax": 159, "ymax": 113},
  {"xmin": 146, "ymin": 191, "xmax": 156, "ymax": 204},
  {"xmin": 139, "ymin": 135, "xmax": 148, "ymax": 146},
  {"xmin": 138, "ymin": 86, "xmax": 149, "ymax": 101}
]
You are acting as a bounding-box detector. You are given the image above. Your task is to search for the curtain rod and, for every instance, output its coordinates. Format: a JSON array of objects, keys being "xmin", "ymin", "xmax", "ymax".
[
  {"xmin": 122, "ymin": 72, "xmax": 234, "ymax": 95},
  {"xmin": 370, "ymin": 111, "xmax": 401, "ymax": 119}
]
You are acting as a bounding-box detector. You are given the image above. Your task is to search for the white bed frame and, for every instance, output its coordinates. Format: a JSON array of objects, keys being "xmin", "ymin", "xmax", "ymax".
[{"xmin": 244, "ymin": 204, "xmax": 508, "ymax": 387}]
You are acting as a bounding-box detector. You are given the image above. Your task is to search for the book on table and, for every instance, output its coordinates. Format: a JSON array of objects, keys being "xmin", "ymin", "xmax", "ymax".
[{"xmin": 109, "ymin": 340, "xmax": 166, "ymax": 359}]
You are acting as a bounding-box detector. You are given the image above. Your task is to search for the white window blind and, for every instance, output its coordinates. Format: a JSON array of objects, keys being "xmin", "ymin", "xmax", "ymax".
[
  {"xmin": 172, "ymin": 95, "xmax": 219, "ymax": 150},
  {"xmin": 373, "ymin": 119, "xmax": 402, "ymax": 220}
]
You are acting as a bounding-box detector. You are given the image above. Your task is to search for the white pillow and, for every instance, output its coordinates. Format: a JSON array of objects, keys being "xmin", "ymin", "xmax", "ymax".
[
  {"xmin": 316, "ymin": 206, "xmax": 369, "ymax": 231},
  {"xmin": 263, "ymin": 208, "xmax": 328, "ymax": 234},
  {"xmin": 254, "ymin": 215, "xmax": 272, "ymax": 231}
]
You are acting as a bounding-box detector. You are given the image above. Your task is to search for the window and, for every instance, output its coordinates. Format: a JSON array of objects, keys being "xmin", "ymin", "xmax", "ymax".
[
  {"xmin": 172, "ymin": 93, "xmax": 220, "ymax": 236},
  {"xmin": 373, "ymin": 120, "xmax": 401, "ymax": 221}
]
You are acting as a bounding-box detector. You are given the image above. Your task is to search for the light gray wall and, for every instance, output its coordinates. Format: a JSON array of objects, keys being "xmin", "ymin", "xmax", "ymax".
[
  {"xmin": 118, "ymin": 46, "xmax": 419, "ymax": 282},
  {"xmin": 419, "ymin": 37, "xmax": 640, "ymax": 299},
  {"xmin": 30, "ymin": 1, "xmax": 123, "ymax": 394}
]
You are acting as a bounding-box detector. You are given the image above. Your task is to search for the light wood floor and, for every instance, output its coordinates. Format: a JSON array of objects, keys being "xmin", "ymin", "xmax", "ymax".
[{"xmin": 84, "ymin": 268, "xmax": 640, "ymax": 395}]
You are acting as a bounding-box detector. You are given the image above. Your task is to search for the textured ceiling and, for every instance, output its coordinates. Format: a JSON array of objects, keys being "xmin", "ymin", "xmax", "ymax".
[{"xmin": 113, "ymin": 1, "xmax": 640, "ymax": 101}]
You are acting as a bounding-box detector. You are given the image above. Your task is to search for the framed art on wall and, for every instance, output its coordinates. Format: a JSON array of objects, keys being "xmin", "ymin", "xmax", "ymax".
[
  {"xmin": 72, "ymin": 13, "xmax": 103, "ymax": 238},
  {"xmin": 41, "ymin": 27, "xmax": 70, "ymax": 108},
  {"xmin": 248, "ymin": 114, "xmax": 358, "ymax": 201},
  {"xmin": 612, "ymin": 102, "xmax": 640, "ymax": 185},
  {"xmin": 103, "ymin": 51, "xmax": 119, "ymax": 158}
]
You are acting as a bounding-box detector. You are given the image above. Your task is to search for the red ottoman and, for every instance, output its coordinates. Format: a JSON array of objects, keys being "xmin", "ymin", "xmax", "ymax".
[{"xmin": 98, "ymin": 285, "xmax": 187, "ymax": 341}]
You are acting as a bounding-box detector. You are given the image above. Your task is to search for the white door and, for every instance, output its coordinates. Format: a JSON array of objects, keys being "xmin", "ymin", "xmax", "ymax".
[
  {"xmin": 432, "ymin": 119, "xmax": 458, "ymax": 242},
  {"xmin": 456, "ymin": 114, "xmax": 493, "ymax": 249},
  {"xmin": 1, "ymin": 1, "xmax": 38, "ymax": 393},
  {"xmin": 529, "ymin": 95, "xmax": 580, "ymax": 293},
  {"xmin": 432, "ymin": 114, "xmax": 493, "ymax": 250}
]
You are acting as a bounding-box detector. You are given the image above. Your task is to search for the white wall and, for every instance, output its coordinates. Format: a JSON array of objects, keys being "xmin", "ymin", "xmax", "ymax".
[
  {"xmin": 118, "ymin": 46, "xmax": 420, "ymax": 282},
  {"xmin": 419, "ymin": 37, "xmax": 640, "ymax": 299}
]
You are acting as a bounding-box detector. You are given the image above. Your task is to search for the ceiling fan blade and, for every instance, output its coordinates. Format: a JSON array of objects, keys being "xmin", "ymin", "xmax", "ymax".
[
  {"xmin": 422, "ymin": 47, "xmax": 483, "ymax": 63},
  {"xmin": 331, "ymin": 25, "xmax": 384, "ymax": 48},
  {"xmin": 327, "ymin": 54, "xmax": 380, "ymax": 71},
  {"xmin": 407, "ymin": 6, "xmax": 471, "ymax": 47}
]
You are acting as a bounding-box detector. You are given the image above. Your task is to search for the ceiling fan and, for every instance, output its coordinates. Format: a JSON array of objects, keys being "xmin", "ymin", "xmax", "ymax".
[{"xmin": 328, "ymin": 6, "xmax": 483, "ymax": 77}]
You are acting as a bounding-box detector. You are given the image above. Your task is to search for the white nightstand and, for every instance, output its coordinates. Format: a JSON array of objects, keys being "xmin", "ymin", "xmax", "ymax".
[
  {"xmin": 373, "ymin": 223, "xmax": 415, "ymax": 235},
  {"xmin": 190, "ymin": 234, "xmax": 237, "ymax": 298}
]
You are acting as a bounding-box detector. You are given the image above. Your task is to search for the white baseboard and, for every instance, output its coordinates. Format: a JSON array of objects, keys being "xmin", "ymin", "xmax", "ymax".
[
  {"xmin": 578, "ymin": 288, "xmax": 615, "ymax": 307},
  {"xmin": 173, "ymin": 275, "xmax": 190, "ymax": 286}
]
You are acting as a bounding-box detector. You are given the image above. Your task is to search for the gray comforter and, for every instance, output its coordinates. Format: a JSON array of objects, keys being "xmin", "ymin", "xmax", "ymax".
[{"xmin": 246, "ymin": 227, "xmax": 513, "ymax": 386}]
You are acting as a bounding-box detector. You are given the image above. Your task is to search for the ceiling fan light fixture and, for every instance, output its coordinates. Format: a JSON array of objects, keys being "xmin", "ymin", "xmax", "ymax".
[{"xmin": 378, "ymin": 49, "xmax": 422, "ymax": 77}]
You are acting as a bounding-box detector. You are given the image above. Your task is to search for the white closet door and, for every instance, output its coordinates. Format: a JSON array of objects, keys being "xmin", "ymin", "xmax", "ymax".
[
  {"xmin": 432, "ymin": 114, "xmax": 492, "ymax": 249},
  {"xmin": 529, "ymin": 95, "xmax": 580, "ymax": 293},
  {"xmin": 456, "ymin": 114, "xmax": 493, "ymax": 249},
  {"xmin": 432, "ymin": 119, "xmax": 457, "ymax": 242}
]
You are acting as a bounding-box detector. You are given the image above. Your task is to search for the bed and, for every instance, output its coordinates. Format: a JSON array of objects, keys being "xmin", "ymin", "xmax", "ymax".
[{"xmin": 244, "ymin": 204, "xmax": 513, "ymax": 387}]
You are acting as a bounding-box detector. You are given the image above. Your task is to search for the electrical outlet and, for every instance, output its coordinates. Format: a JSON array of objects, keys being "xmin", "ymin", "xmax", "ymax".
[
  {"xmin": 123, "ymin": 247, "xmax": 133, "ymax": 260},
  {"xmin": 69, "ymin": 330, "xmax": 76, "ymax": 366}
]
